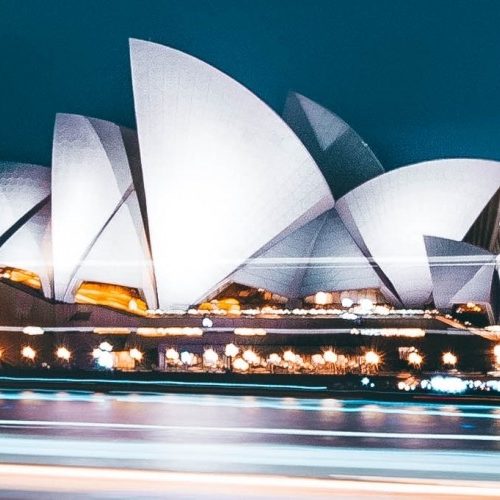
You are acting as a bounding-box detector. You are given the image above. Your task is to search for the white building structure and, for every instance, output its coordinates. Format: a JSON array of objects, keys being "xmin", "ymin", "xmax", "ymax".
[{"xmin": 0, "ymin": 40, "xmax": 499, "ymax": 321}]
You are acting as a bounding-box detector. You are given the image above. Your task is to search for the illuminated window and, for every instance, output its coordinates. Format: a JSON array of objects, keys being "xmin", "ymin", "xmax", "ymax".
[
  {"xmin": 75, "ymin": 281, "xmax": 147, "ymax": 315},
  {"xmin": 0, "ymin": 267, "xmax": 42, "ymax": 290}
]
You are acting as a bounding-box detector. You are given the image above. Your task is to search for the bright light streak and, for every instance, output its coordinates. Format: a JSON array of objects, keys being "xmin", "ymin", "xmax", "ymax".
[
  {"xmin": 22, "ymin": 326, "xmax": 44, "ymax": 336},
  {"xmin": 0, "ymin": 465, "xmax": 498, "ymax": 498},
  {"xmin": 234, "ymin": 328, "xmax": 266, "ymax": 336},
  {"xmin": 1, "ymin": 390, "xmax": 499, "ymax": 419},
  {"xmin": 93, "ymin": 327, "xmax": 131, "ymax": 335},
  {"xmin": 0, "ymin": 419, "xmax": 498, "ymax": 441},
  {"xmin": 0, "ymin": 375, "xmax": 326, "ymax": 392}
]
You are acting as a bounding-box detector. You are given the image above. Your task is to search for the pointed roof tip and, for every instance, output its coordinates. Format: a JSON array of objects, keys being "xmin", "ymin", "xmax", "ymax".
[
  {"xmin": 285, "ymin": 90, "xmax": 302, "ymax": 101},
  {"xmin": 128, "ymin": 37, "xmax": 144, "ymax": 47},
  {"xmin": 284, "ymin": 91, "xmax": 346, "ymax": 123}
]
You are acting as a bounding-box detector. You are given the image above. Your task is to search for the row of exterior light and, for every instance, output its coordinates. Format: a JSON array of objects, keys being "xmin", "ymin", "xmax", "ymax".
[
  {"xmin": 8, "ymin": 346, "xmax": 72, "ymax": 361},
  {"xmin": 398, "ymin": 376, "xmax": 500, "ymax": 394},
  {"xmin": 4, "ymin": 343, "xmax": 498, "ymax": 371},
  {"xmin": 143, "ymin": 303, "xmax": 429, "ymax": 317},
  {"xmin": 350, "ymin": 328, "xmax": 425, "ymax": 338},
  {"xmin": 1, "ymin": 342, "xmax": 142, "ymax": 367},
  {"xmin": 162, "ymin": 345, "xmax": 383, "ymax": 371},
  {"xmin": 162, "ymin": 346, "xmax": 475, "ymax": 371},
  {"xmin": 403, "ymin": 351, "xmax": 457, "ymax": 367}
]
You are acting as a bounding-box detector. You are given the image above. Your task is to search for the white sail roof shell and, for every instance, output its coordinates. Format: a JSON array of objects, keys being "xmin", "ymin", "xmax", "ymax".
[
  {"xmin": 130, "ymin": 39, "xmax": 333, "ymax": 308},
  {"xmin": 336, "ymin": 159, "xmax": 500, "ymax": 307},
  {"xmin": 0, "ymin": 162, "xmax": 50, "ymax": 239},
  {"xmin": 0, "ymin": 199, "xmax": 52, "ymax": 297},
  {"xmin": 51, "ymin": 113, "xmax": 156, "ymax": 306}
]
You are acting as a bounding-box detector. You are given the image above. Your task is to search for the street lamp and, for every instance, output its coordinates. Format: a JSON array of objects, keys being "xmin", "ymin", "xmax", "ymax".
[
  {"xmin": 203, "ymin": 348, "xmax": 218, "ymax": 368},
  {"xmin": 224, "ymin": 342, "xmax": 239, "ymax": 371},
  {"xmin": 365, "ymin": 351, "xmax": 380, "ymax": 365},
  {"xmin": 21, "ymin": 346, "xmax": 36, "ymax": 360},
  {"xmin": 268, "ymin": 353, "xmax": 281, "ymax": 364},
  {"xmin": 442, "ymin": 352, "xmax": 457, "ymax": 366},
  {"xmin": 242, "ymin": 349, "xmax": 260, "ymax": 366},
  {"xmin": 232, "ymin": 357, "xmax": 249, "ymax": 372},
  {"xmin": 323, "ymin": 350, "xmax": 337, "ymax": 364},
  {"xmin": 180, "ymin": 351, "xmax": 195, "ymax": 366},
  {"xmin": 225, "ymin": 343, "xmax": 239, "ymax": 358},
  {"xmin": 364, "ymin": 350, "xmax": 380, "ymax": 375},
  {"xmin": 311, "ymin": 354, "xmax": 325, "ymax": 367},
  {"xmin": 56, "ymin": 347, "xmax": 71, "ymax": 361},
  {"xmin": 408, "ymin": 351, "xmax": 422, "ymax": 367}
]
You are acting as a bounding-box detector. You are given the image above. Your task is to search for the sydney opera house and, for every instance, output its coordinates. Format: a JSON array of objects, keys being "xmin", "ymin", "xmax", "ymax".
[{"xmin": 0, "ymin": 38, "xmax": 499, "ymax": 330}]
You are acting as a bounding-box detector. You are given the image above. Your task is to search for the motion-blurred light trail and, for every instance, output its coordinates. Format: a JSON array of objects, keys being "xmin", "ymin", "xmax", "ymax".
[
  {"xmin": 1, "ymin": 390, "xmax": 499, "ymax": 495},
  {"xmin": 0, "ymin": 375, "xmax": 327, "ymax": 391},
  {"xmin": 0, "ymin": 418, "xmax": 499, "ymax": 441},
  {"xmin": 1, "ymin": 390, "xmax": 499, "ymax": 420},
  {"xmin": 0, "ymin": 464, "xmax": 498, "ymax": 498}
]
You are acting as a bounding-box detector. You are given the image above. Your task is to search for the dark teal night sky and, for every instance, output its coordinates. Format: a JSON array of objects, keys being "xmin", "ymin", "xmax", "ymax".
[{"xmin": 2, "ymin": 0, "xmax": 500, "ymax": 170}]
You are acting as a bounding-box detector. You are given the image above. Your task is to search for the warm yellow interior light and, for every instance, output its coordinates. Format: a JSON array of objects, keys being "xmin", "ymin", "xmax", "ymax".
[
  {"xmin": 0, "ymin": 267, "xmax": 42, "ymax": 290},
  {"xmin": 75, "ymin": 282, "xmax": 147, "ymax": 315}
]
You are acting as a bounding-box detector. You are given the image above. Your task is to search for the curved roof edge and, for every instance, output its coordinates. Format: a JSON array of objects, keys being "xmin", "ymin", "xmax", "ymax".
[
  {"xmin": 129, "ymin": 38, "xmax": 334, "ymax": 309},
  {"xmin": 336, "ymin": 158, "xmax": 500, "ymax": 308}
]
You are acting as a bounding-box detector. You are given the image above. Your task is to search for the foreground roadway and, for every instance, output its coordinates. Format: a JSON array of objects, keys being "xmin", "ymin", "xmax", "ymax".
[{"xmin": 0, "ymin": 390, "xmax": 499, "ymax": 498}]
